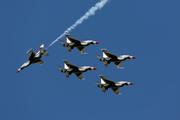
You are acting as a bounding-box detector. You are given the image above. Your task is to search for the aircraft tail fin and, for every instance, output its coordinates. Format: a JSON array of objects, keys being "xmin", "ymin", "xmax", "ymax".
[
  {"xmin": 59, "ymin": 40, "xmax": 72, "ymax": 52},
  {"xmin": 101, "ymin": 49, "xmax": 108, "ymax": 58},
  {"xmin": 94, "ymin": 81, "xmax": 106, "ymax": 93},
  {"xmin": 101, "ymin": 78, "xmax": 106, "ymax": 84},
  {"xmin": 66, "ymin": 36, "xmax": 71, "ymax": 43},
  {"xmin": 57, "ymin": 66, "xmax": 70, "ymax": 78},
  {"xmin": 96, "ymin": 55, "xmax": 103, "ymax": 59},
  {"xmin": 59, "ymin": 40, "xmax": 66, "ymax": 44},
  {"xmin": 57, "ymin": 66, "xmax": 64, "ymax": 70},
  {"xmin": 94, "ymin": 81, "xmax": 101, "ymax": 85},
  {"xmin": 96, "ymin": 55, "xmax": 108, "ymax": 66},
  {"xmin": 39, "ymin": 44, "xmax": 49, "ymax": 56}
]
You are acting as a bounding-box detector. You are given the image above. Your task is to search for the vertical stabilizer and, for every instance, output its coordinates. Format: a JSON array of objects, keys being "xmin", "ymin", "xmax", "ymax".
[
  {"xmin": 103, "ymin": 51, "xmax": 108, "ymax": 58},
  {"xmin": 101, "ymin": 78, "xmax": 106, "ymax": 84},
  {"xmin": 40, "ymin": 44, "xmax": 44, "ymax": 48},
  {"xmin": 66, "ymin": 37, "xmax": 71, "ymax": 43},
  {"xmin": 64, "ymin": 63, "xmax": 69, "ymax": 69},
  {"xmin": 38, "ymin": 44, "xmax": 44, "ymax": 52}
]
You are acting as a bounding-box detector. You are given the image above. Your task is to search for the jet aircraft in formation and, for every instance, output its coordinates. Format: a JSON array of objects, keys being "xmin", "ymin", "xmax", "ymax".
[
  {"xmin": 17, "ymin": 34, "xmax": 135, "ymax": 94},
  {"xmin": 17, "ymin": 44, "xmax": 49, "ymax": 73},
  {"xmin": 96, "ymin": 49, "xmax": 136, "ymax": 68},
  {"xmin": 59, "ymin": 34, "xmax": 99, "ymax": 54},
  {"xmin": 57, "ymin": 60, "xmax": 97, "ymax": 80},
  {"xmin": 94, "ymin": 75, "xmax": 133, "ymax": 94}
]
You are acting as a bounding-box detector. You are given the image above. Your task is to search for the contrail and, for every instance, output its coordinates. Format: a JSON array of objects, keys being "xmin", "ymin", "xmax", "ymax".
[{"xmin": 48, "ymin": 0, "xmax": 109, "ymax": 48}]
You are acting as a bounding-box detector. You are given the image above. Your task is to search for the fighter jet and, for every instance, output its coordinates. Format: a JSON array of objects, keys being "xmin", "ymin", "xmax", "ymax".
[
  {"xmin": 17, "ymin": 44, "xmax": 49, "ymax": 73},
  {"xmin": 59, "ymin": 34, "xmax": 99, "ymax": 54},
  {"xmin": 96, "ymin": 49, "xmax": 136, "ymax": 68},
  {"xmin": 57, "ymin": 60, "xmax": 97, "ymax": 79},
  {"xmin": 94, "ymin": 75, "xmax": 133, "ymax": 94}
]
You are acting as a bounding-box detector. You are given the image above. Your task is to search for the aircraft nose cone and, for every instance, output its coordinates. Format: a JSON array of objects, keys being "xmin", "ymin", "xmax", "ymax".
[
  {"xmin": 129, "ymin": 83, "xmax": 133, "ymax": 85},
  {"xmin": 93, "ymin": 67, "xmax": 97, "ymax": 70},
  {"xmin": 95, "ymin": 42, "xmax": 99, "ymax": 44},
  {"xmin": 132, "ymin": 56, "xmax": 136, "ymax": 59}
]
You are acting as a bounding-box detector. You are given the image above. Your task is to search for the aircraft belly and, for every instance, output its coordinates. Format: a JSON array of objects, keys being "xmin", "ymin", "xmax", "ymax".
[
  {"xmin": 111, "ymin": 58, "xmax": 119, "ymax": 61},
  {"xmin": 31, "ymin": 58, "xmax": 40, "ymax": 64},
  {"xmin": 71, "ymin": 69, "xmax": 80, "ymax": 73},
  {"xmin": 108, "ymin": 84, "xmax": 116, "ymax": 88},
  {"xmin": 115, "ymin": 84, "xmax": 124, "ymax": 87},
  {"xmin": 21, "ymin": 60, "xmax": 31, "ymax": 69},
  {"xmin": 72, "ymin": 43, "xmax": 82, "ymax": 47}
]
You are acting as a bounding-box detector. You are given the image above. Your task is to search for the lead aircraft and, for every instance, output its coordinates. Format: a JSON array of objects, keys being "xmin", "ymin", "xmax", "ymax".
[
  {"xmin": 17, "ymin": 44, "xmax": 49, "ymax": 73},
  {"xmin": 96, "ymin": 49, "xmax": 136, "ymax": 68},
  {"xmin": 94, "ymin": 75, "xmax": 133, "ymax": 94},
  {"xmin": 59, "ymin": 34, "xmax": 99, "ymax": 54},
  {"xmin": 57, "ymin": 60, "xmax": 97, "ymax": 80}
]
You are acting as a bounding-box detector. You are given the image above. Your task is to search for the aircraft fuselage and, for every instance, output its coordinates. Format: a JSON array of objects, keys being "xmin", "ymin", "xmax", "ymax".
[{"xmin": 67, "ymin": 42, "xmax": 94, "ymax": 48}]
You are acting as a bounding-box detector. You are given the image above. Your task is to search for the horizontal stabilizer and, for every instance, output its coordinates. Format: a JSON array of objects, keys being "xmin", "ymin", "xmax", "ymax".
[
  {"xmin": 94, "ymin": 81, "xmax": 101, "ymax": 85},
  {"xmin": 94, "ymin": 81, "xmax": 106, "ymax": 93},
  {"xmin": 96, "ymin": 55, "xmax": 103, "ymax": 59},
  {"xmin": 59, "ymin": 40, "xmax": 66, "ymax": 44},
  {"xmin": 57, "ymin": 66, "xmax": 64, "ymax": 70},
  {"xmin": 57, "ymin": 66, "xmax": 69, "ymax": 78}
]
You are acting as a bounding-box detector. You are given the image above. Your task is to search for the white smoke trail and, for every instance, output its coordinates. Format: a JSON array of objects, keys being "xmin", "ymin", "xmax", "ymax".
[{"xmin": 48, "ymin": 0, "xmax": 109, "ymax": 48}]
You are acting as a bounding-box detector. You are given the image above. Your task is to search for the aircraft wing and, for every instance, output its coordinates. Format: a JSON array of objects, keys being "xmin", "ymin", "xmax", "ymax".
[
  {"xmin": 101, "ymin": 49, "xmax": 117, "ymax": 58},
  {"xmin": 74, "ymin": 72, "xmax": 83, "ymax": 79},
  {"xmin": 99, "ymin": 75, "xmax": 114, "ymax": 84},
  {"xmin": 112, "ymin": 61, "xmax": 122, "ymax": 68},
  {"xmin": 33, "ymin": 59, "xmax": 44, "ymax": 64},
  {"xmin": 63, "ymin": 60, "xmax": 78, "ymax": 69},
  {"xmin": 65, "ymin": 34, "xmax": 81, "ymax": 43},
  {"xmin": 110, "ymin": 87, "xmax": 120, "ymax": 94},
  {"xmin": 76, "ymin": 47, "xmax": 85, "ymax": 54},
  {"xmin": 28, "ymin": 49, "xmax": 36, "ymax": 60}
]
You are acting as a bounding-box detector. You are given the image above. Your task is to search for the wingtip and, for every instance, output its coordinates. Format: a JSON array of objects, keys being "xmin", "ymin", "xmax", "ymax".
[
  {"xmin": 99, "ymin": 75, "xmax": 104, "ymax": 77},
  {"xmin": 94, "ymin": 81, "xmax": 98, "ymax": 83},
  {"xmin": 118, "ymin": 67, "xmax": 124, "ymax": 69},
  {"xmin": 82, "ymin": 53, "xmax": 88, "ymax": 54},
  {"xmin": 62, "ymin": 60, "xmax": 68, "ymax": 62}
]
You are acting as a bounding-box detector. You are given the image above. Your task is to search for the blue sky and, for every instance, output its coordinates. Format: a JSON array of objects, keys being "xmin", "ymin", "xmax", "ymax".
[{"xmin": 1, "ymin": 0, "xmax": 180, "ymax": 120}]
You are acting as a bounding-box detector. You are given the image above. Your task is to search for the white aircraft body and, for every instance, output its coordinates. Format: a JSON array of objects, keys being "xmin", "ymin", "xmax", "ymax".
[
  {"xmin": 96, "ymin": 49, "xmax": 136, "ymax": 68},
  {"xmin": 17, "ymin": 44, "xmax": 49, "ymax": 73},
  {"xmin": 59, "ymin": 34, "xmax": 99, "ymax": 54},
  {"xmin": 57, "ymin": 60, "xmax": 97, "ymax": 79},
  {"xmin": 94, "ymin": 75, "xmax": 133, "ymax": 94}
]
